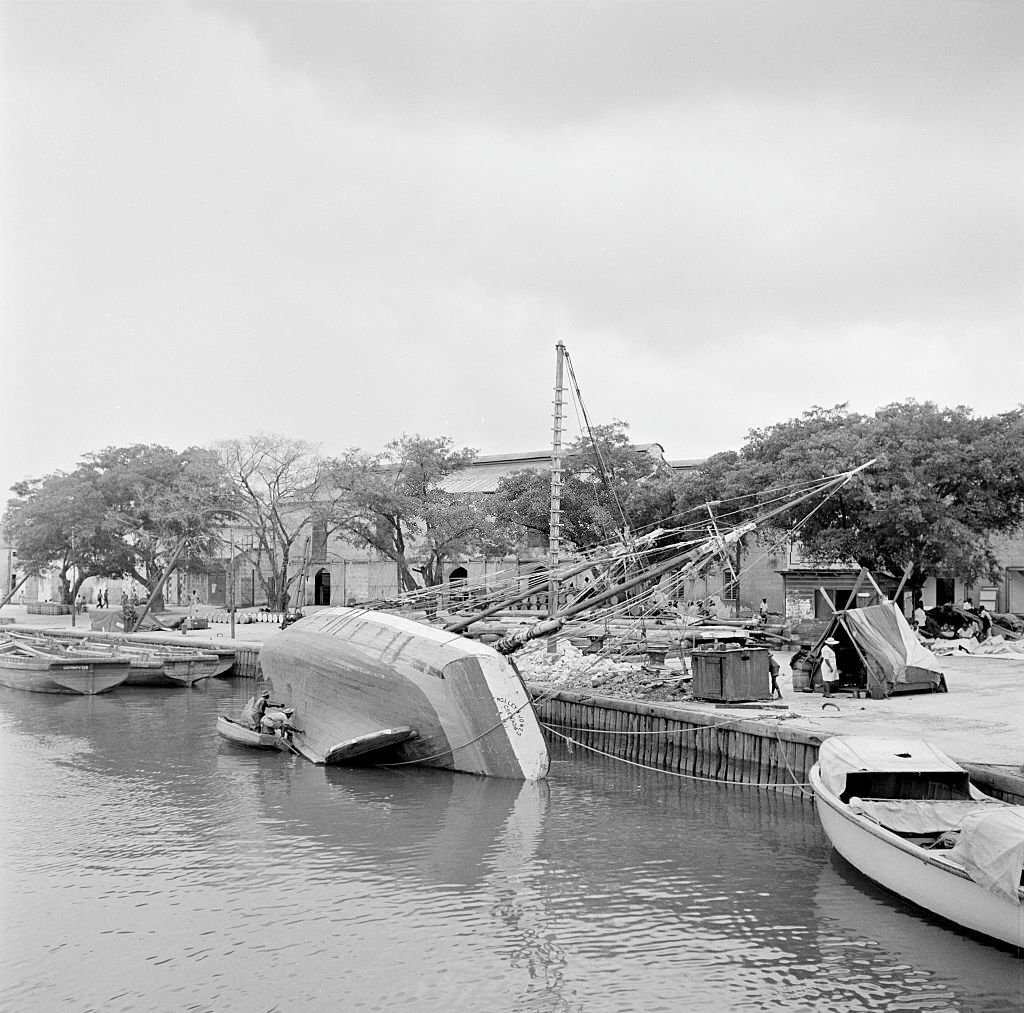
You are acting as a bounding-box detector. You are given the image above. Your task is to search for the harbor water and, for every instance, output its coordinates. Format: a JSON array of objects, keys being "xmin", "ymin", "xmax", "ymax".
[{"xmin": 1, "ymin": 680, "xmax": 1021, "ymax": 1012}]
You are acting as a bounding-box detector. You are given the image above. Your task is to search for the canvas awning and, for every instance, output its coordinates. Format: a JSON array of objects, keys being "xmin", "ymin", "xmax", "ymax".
[{"xmin": 820, "ymin": 600, "xmax": 944, "ymax": 698}]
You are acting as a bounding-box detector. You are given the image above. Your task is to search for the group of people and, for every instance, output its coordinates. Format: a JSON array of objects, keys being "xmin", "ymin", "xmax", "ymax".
[
  {"xmin": 248, "ymin": 690, "xmax": 295, "ymax": 739},
  {"xmin": 912, "ymin": 596, "xmax": 993, "ymax": 642}
]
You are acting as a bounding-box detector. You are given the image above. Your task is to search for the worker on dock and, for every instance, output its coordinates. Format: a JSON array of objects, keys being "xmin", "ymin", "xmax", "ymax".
[
  {"xmin": 820, "ymin": 638, "xmax": 839, "ymax": 698},
  {"xmin": 768, "ymin": 654, "xmax": 782, "ymax": 699}
]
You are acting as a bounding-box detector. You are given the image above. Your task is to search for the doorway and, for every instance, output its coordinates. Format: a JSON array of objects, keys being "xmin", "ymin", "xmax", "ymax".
[
  {"xmin": 314, "ymin": 568, "xmax": 331, "ymax": 606},
  {"xmin": 449, "ymin": 566, "xmax": 468, "ymax": 605}
]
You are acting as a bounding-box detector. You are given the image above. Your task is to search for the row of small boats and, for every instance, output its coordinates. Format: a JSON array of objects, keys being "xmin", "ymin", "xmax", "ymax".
[{"xmin": 0, "ymin": 629, "xmax": 234, "ymax": 694}]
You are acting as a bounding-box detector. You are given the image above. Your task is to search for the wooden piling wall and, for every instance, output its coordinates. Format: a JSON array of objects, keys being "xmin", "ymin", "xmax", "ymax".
[
  {"xmin": 231, "ymin": 644, "xmax": 262, "ymax": 679},
  {"xmin": 527, "ymin": 686, "xmax": 823, "ymax": 797}
]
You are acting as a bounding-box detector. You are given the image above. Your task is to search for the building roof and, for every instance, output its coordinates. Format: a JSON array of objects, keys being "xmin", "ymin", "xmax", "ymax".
[{"xmin": 441, "ymin": 444, "xmax": 672, "ymax": 495}]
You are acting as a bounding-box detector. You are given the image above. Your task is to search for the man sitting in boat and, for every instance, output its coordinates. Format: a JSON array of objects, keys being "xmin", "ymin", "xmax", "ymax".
[{"xmin": 259, "ymin": 707, "xmax": 295, "ymax": 739}]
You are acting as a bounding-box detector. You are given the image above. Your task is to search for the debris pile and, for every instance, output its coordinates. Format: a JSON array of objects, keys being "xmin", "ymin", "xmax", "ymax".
[
  {"xmin": 517, "ymin": 640, "xmax": 691, "ymax": 702},
  {"xmin": 929, "ymin": 634, "xmax": 1024, "ymax": 659}
]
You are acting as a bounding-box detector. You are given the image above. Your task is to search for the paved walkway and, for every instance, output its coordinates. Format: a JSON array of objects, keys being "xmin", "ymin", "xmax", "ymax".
[{"xmin": 4, "ymin": 604, "xmax": 1022, "ymax": 769}]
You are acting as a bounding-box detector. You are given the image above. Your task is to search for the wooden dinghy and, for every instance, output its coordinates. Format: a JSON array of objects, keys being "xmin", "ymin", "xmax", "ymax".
[
  {"xmin": 260, "ymin": 607, "xmax": 550, "ymax": 779},
  {"xmin": 0, "ymin": 635, "xmax": 131, "ymax": 695},
  {"xmin": 811, "ymin": 736, "xmax": 1024, "ymax": 949},
  {"xmin": 216, "ymin": 716, "xmax": 291, "ymax": 751}
]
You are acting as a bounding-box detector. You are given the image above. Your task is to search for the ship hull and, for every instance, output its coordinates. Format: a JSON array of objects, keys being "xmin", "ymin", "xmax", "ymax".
[{"xmin": 260, "ymin": 608, "xmax": 549, "ymax": 780}]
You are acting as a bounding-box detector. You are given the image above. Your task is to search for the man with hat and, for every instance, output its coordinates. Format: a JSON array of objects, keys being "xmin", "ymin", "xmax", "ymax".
[
  {"xmin": 820, "ymin": 637, "xmax": 840, "ymax": 698},
  {"xmin": 252, "ymin": 690, "xmax": 271, "ymax": 731}
]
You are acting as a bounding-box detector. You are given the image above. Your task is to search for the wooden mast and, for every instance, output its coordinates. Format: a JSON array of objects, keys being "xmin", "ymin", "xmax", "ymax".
[{"xmin": 547, "ymin": 341, "xmax": 565, "ymax": 653}]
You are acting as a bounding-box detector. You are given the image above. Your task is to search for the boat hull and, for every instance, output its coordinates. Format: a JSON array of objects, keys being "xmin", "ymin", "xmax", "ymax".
[
  {"xmin": 810, "ymin": 764, "xmax": 1024, "ymax": 948},
  {"xmin": 216, "ymin": 716, "xmax": 289, "ymax": 751},
  {"xmin": 0, "ymin": 657, "xmax": 130, "ymax": 695},
  {"xmin": 121, "ymin": 655, "xmax": 219, "ymax": 686},
  {"xmin": 260, "ymin": 608, "xmax": 549, "ymax": 779}
]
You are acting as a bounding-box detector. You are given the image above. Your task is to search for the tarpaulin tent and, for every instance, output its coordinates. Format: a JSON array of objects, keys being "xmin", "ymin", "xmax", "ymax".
[{"xmin": 816, "ymin": 600, "xmax": 945, "ymax": 698}]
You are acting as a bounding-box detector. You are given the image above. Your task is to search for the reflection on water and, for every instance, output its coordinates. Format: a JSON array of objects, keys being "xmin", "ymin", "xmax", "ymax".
[{"xmin": 1, "ymin": 683, "xmax": 1021, "ymax": 1012}]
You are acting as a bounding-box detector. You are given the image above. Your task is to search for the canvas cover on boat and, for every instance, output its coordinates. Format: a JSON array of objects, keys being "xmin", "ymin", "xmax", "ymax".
[
  {"xmin": 830, "ymin": 602, "xmax": 943, "ymax": 696},
  {"xmin": 847, "ymin": 798, "xmax": 1003, "ymax": 835},
  {"xmin": 946, "ymin": 808, "xmax": 1024, "ymax": 903},
  {"xmin": 816, "ymin": 736, "xmax": 970, "ymax": 799}
]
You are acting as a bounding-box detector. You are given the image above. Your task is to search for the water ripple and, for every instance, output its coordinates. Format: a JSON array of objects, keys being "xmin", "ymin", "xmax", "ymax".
[{"xmin": 2, "ymin": 690, "xmax": 1022, "ymax": 1012}]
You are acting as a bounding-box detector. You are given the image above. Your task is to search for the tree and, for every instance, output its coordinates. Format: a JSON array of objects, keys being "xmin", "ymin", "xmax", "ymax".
[
  {"xmin": 218, "ymin": 434, "xmax": 350, "ymax": 610},
  {"xmin": 3, "ymin": 444, "xmax": 235, "ymax": 607},
  {"xmin": 673, "ymin": 402, "xmax": 1024, "ymax": 599},
  {"xmin": 3, "ymin": 470, "xmax": 113, "ymax": 604},
  {"xmin": 80, "ymin": 444, "xmax": 237, "ymax": 606},
  {"xmin": 332, "ymin": 435, "xmax": 498, "ymax": 592},
  {"xmin": 490, "ymin": 421, "xmax": 677, "ymax": 553}
]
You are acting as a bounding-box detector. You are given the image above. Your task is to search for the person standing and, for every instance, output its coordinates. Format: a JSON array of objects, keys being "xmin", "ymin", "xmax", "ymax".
[
  {"xmin": 252, "ymin": 690, "xmax": 271, "ymax": 731},
  {"xmin": 820, "ymin": 637, "xmax": 840, "ymax": 698},
  {"xmin": 758, "ymin": 598, "xmax": 769, "ymax": 624},
  {"xmin": 767, "ymin": 653, "xmax": 782, "ymax": 699},
  {"xmin": 977, "ymin": 604, "xmax": 993, "ymax": 642}
]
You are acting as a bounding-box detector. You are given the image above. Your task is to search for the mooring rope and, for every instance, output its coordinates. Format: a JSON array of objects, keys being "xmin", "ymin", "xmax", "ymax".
[{"xmin": 540, "ymin": 721, "xmax": 814, "ymax": 793}]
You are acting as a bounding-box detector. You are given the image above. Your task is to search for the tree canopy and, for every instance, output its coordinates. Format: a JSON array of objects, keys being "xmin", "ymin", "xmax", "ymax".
[
  {"xmin": 489, "ymin": 421, "xmax": 677, "ymax": 553},
  {"xmin": 4, "ymin": 444, "xmax": 235, "ymax": 604},
  {"xmin": 673, "ymin": 402, "xmax": 1024, "ymax": 593},
  {"xmin": 217, "ymin": 434, "xmax": 350, "ymax": 610},
  {"xmin": 332, "ymin": 435, "xmax": 500, "ymax": 592}
]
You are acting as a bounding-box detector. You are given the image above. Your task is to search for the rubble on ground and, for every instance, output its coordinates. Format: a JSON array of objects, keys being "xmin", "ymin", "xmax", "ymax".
[
  {"xmin": 928, "ymin": 634, "xmax": 1024, "ymax": 658},
  {"xmin": 515, "ymin": 640, "xmax": 693, "ymax": 702}
]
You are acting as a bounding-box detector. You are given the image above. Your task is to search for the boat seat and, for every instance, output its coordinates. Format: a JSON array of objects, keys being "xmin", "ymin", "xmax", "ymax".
[{"xmin": 848, "ymin": 798, "xmax": 1007, "ymax": 836}]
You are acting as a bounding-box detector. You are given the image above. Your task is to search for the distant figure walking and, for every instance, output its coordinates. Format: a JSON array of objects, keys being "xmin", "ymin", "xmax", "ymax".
[{"xmin": 758, "ymin": 598, "xmax": 769, "ymax": 625}]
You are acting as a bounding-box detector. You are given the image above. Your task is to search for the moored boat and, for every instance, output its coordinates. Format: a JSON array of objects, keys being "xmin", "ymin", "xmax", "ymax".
[
  {"xmin": 8, "ymin": 631, "xmax": 220, "ymax": 687},
  {"xmin": 0, "ymin": 636, "xmax": 131, "ymax": 695},
  {"xmin": 260, "ymin": 607, "xmax": 550, "ymax": 779},
  {"xmin": 810, "ymin": 736, "xmax": 1024, "ymax": 949},
  {"xmin": 216, "ymin": 715, "xmax": 291, "ymax": 751}
]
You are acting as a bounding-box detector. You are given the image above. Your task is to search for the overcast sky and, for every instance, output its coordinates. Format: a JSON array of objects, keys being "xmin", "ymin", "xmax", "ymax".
[{"xmin": 2, "ymin": 0, "xmax": 1022, "ymax": 502}]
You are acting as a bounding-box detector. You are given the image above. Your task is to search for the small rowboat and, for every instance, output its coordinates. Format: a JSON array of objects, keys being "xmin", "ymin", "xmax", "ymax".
[
  {"xmin": 216, "ymin": 715, "xmax": 291, "ymax": 751},
  {"xmin": 810, "ymin": 736, "xmax": 1024, "ymax": 949}
]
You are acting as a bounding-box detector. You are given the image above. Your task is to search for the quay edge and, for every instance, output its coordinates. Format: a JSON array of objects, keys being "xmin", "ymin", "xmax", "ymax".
[{"xmin": 173, "ymin": 640, "xmax": 1024, "ymax": 804}]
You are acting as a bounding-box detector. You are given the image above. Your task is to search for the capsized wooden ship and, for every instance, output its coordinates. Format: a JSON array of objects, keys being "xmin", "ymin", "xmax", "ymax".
[{"xmin": 261, "ymin": 607, "xmax": 550, "ymax": 779}]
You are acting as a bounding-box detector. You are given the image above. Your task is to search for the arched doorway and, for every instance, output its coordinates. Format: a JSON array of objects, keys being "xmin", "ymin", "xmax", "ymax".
[
  {"xmin": 314, "ymin": 568, "xmax": 331, "ymax": 606},
  {"xmin": 449, "ymin": 566, "xmax": 468, "ymax": 605}
]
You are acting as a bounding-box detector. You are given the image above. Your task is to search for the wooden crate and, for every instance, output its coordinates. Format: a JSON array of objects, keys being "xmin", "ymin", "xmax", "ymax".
[{"xmin": 691, "ymin": 647, "xmax": 770, "ymax": 702}]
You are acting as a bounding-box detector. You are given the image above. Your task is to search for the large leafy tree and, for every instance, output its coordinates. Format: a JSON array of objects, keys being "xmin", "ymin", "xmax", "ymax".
[
  {"xmin": 674, "ymin": 402, "xmax": 1024, "ymax": 597},
  {"xmin": 81, "ymin": 444, "xmax": 237, "ymax": 605},
  {"xmin": 4, "ymin": 445, "xmax": 236, "ymax": 606},
  {"xmin": 218, "ymin": 434, "xmax": 351, "ymax": 610},
  {"xmin": 490, "ymin": 421, "xmax": 677, "ymax": 553},
  {"xmin": 3, "ymin": 470, "xmax": 114, "ymax": 604},
  {"xmin": 332, "ymin": 435, "xmax": 498, "ymax": 592}
]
